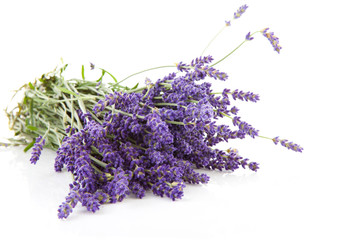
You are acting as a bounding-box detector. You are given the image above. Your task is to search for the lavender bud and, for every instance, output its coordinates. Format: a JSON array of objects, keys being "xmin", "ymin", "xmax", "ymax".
[{"xmin": 245, "ymin": 32, "xmax": 254, "ymax": 41}]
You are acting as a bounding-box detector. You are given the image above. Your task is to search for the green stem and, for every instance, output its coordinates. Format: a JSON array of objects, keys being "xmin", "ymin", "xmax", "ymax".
[
  {"xmin": 127, "ymin": 138, "xmax": 147, "ymax": 151},
  {"xmin": 153, "ymin": 102, "xmax": 187, "ymax": 109},
  {"xmin": 186, "ymin": 99, "xmax": 198, "ymax": 104},
  {"xmin": 200, "ymin": 26, "xmax": 226, "ymax": 56},
  {"xmin": 66, "ymin": 82, "xmax": 87, "ymax": 115},
  {"xmin": 209, "ymin": 92, "xmax": 223, "ymax": 95},
  {"xmin": 88, "ymin": 111, "xmax": 102, "ymax": 125},
  {"xmin": 258, "ymin": 135, "xmax": 273, "ymax": 141},
  {"xmin": 142, "ymin": 86, "xmax": 152, "ymax": 100},
  {"xmin": 158, "ymin": 83, "xmax": 172, "ymax": 88},
  {"xmin": 117, "ymin": 65, "xmax": 175, "ymax": 85},
  {"xmin": 210, "ymin": 31, "xmax": 260, "ymax": 67},
  {"xmin": 89, "ymin": 155, "xmax": 108, "ymax": 168},
  {"xmin": 126, "ymin": 86, "xmax": 146, "ymax": 94},
  {"xmin": 99, "ymin": 68, "xmax": 118, "ymax": 83},
  {"xmin": 59, "ymin": 86, "xmax": 83, "ymax": 130},
  {"xmin": 166, "ymin": 120, "xmax": 186, "ymax": 126},
  {"xmin": 219, "ymin": 111, "xmax": 232, "ymax": 119},
  {"xmin": 89, "ymin": 100, "xmax": 187, "ymax": 126},
  {"xmin": 91, "ymin": 163, "xmax": 103, "ymax": 174},
  {"xmin": 41, "ymin": 122, "xmax": 52, "ymax": 142},
  {"xmin": 91, "ymin": 146, "xmax": 102, "ymax": 156},
  {"xmin": 36, "ymin": 96, "xmax": 96, "ymax": 103}
]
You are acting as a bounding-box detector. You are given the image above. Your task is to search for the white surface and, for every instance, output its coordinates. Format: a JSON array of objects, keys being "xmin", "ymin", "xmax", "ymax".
[{"xmin": 0, "ymin": 0, "xmax": 359, "ymax": 239}]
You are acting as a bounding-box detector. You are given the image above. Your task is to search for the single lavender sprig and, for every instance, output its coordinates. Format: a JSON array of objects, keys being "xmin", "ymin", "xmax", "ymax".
[
  {"xmin": 261, "ymin": 28, "xmax": 282, "ymax": 53},
  {"xmin": 225, "ymin": 4, "xmax": 249, "ymax": 26},
  {"xmin": 272, "ymin": 136, "xmax": 303, "ymax": 152},
  {"xmin": 203, "ymin": 5, "xmax": 248, "ymax": 56},
  {"xmin": 58, "ymin": 188, "xmax": 80, "ymax": 219},
  {"xmin": 234, "ymin": 5, "xmax": 248, "ymax": 19},
  {"xmin": 210, "ymin": 89, "xmax": 260, "ymax": 103},
  {"xmin": 30, "ymin": 136, "xmax": 46, "ymax": 164},
  {"xmin": 230, "ymin": 89, "xmax": 260, "ymax": 102}
]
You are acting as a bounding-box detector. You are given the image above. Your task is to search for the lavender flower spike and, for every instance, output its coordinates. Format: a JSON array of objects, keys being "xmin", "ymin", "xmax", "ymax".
[
  {"xmin": 224, "ymin": 5, "xmax": 248, "ymax": 27},
  {"xmin": 30, "ymin": 136, "xmax": 46, "ymax": 164},
  {"xmin": 234, "ymin": 5, "xmax": 248, "ymax": 19},
  {"xmin": 245, "ymin": 32, "xmax": 254, "ymax": 41},
  {"xmin": 272, "ymin": 136, "xmax": 303, "ymax": 153},
  {"xmin": 261, "ymin": 28, "xmax": 282, "ymax": 53}
]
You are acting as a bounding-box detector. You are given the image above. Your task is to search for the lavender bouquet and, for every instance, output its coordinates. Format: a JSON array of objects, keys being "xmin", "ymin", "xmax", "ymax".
[{"xmin": 4, "ymin": 5, "xmax": 302, "ymax": 219}]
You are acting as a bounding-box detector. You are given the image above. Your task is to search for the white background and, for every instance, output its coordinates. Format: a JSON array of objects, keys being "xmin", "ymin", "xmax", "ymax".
[{"xmin": 0, "ymin": 0, "xmax": 359, "ymax": 239}]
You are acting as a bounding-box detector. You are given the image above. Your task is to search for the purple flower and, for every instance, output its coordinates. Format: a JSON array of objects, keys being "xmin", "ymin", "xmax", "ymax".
[
  {"xmin": 272, "ymin": 136, "xmax": 303, "ymax": 152},
  {"xmin": 176, "ymin": 62, "xmax": 188, "ymax": 72},
  {"xmin": 129, "ymin": 182, "xmax": 146, "ymax": 199},
  {"xmin": 240, "ymin": 158, "xmax": 249, "ymax": 169},
  {"xmin": 230, "ymin": 106, "xmax": 239, "ymax": 115},
  {"xmin": 58, "ymin": 202, "xmax": 73, "ymax": 219},
  {"xmin": 234, "ymin": 5, "xmax": 248, "ymax": 19},
  {"xmin": 151, "ymin": 180, "xmax": 185, "ymax": 201},
  {"xmin": 261, "ymin": 28, "xmax": 282, "ymax": 53},
  {"xmin": 225, "ymin": 20, "xmax": 231, "ymax": 26},
  {"xmin": 145, "ymin": 77, "xmax": 152, "ymax": 87},
  {"xmin": 178, "ymin": 56, "xmax": 228, "ymax": 81},
  {"xmin": 232, "ymin": 117, "xmax": 259, "ymax": 138},
  {"xmin": 58, "ymin": 183, "xmax": 81, "ymax": 219},
  {"xmin": 231, "ymin": 90, "xmax": 260, "ymax": 102},
  {"xmin": 190, "ymin": 56, "xmax": 214, "ymax": 67},
  {"xmin": 30, "ymin": 136, "xmax": 45, "ymax": 164},
  {"xmin": 133, "ymin": 166, "xmax": 145, "ymax": 179},
  {"xmin": 95, "ymin": 191, "xmax": 110, "ymax": 204},
  {"xmin": 144, "ymin": 112, "xmax": 174, "ymax": 149},
  {"xmin": 249, "ymin": 162, "xmax": 259, "ymax": 172},
  {"xmin": 167, "ymin": 182, "xmax": 185, "ymax": 201},
  {"xmin": 46, "ymin": 53, "xmax": 303, "ymax": 219},
  {"xmin": 103, "ymin": 168, "xmax": 130, "ymax": 203},
  {"xmin": 246, "ymin": 32, "xmax": 254, "ymax": 41},
  {"xmin": 81, "ymin": 193, "xmax": 101, "ymax": 213}
]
